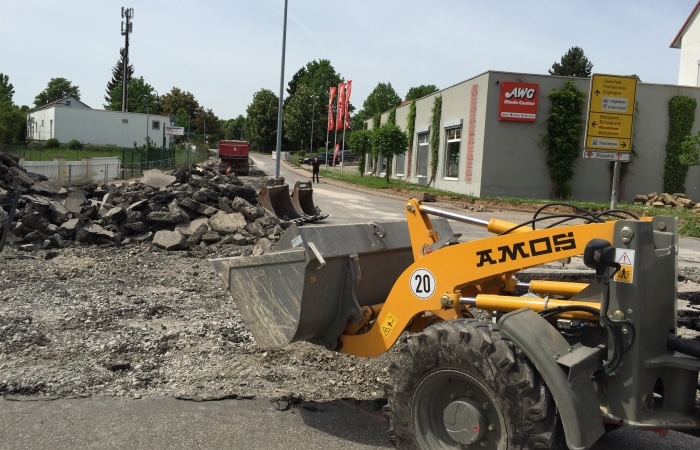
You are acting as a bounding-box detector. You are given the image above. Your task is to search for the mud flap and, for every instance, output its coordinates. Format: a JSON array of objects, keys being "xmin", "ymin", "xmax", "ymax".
[{"xmin": 498, "ymin": 308, "xmax": 604, "ymax": 450}]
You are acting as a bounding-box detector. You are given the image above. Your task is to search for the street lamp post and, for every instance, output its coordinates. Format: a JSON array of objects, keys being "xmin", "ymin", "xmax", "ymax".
[
  {"xmin": 310, "ymin": 95, "xmax": 315, "ymax": 153},
  {"xmin": 274, "ymin": 0, "xmax": 288, "ymax": 179}
]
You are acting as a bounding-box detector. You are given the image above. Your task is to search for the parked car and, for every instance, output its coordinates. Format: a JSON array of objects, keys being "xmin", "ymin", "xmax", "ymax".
[
  {"xmin": 301, "ymin": 153, "xmax": 321, "ymax": 165},
  {"xmin": 325, "ymin": 150, "xmax": 355, "ymax": 165},
  {"xmin": 334, "ymin": 150, "xmax": 355, "ymax": 163},
  {"xmin": 301, "ymin": 150, "xmax": 355, "ymax": 166}
]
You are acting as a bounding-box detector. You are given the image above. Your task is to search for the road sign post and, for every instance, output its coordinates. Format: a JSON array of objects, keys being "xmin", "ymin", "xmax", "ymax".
[{"xmin": 584, "ymin": 74, "xmax": 638, "ymax": 209}]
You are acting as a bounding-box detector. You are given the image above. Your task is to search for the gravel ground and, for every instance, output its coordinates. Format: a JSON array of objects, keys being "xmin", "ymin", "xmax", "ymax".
[{"xmin": 0, "ymin": 242, "xmax": 401, "ymax": 402}]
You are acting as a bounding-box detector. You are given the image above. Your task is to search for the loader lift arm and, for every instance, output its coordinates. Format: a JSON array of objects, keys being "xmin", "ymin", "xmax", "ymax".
[{"xmin": 338, "ymin": 198, "xmax": 617, "ymax": 357}]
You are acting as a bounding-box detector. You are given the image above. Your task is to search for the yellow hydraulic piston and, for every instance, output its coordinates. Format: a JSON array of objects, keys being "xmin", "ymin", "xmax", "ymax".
[
  {"xmin": 466, "ymin": 294, "xmax": 600, "ymax": 320},
  {"xmin": 528, "ymin": 280, "xmax": 588, "ymax": 297}
]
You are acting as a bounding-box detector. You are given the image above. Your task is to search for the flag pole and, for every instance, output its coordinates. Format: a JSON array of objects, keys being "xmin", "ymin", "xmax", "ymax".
[
  {"xmin": 333, "ymin": 83, "xmax": 341, "ymax": 168},
  {"xmin": 341, "ymin": 127, "xmax": 346, "ymax": 174}
]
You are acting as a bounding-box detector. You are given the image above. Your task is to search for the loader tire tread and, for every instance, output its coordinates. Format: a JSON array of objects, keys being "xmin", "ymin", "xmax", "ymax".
[{"xmin": 383, "ymin": 319, "xmax": 563, "ymax": 449}]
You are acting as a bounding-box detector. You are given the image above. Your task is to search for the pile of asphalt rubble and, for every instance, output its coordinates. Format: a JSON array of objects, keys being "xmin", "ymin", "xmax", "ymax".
[
  {"xmin": 0, "ymin": 152, "xmax": 286, "ymax": 253},
  {"xmin": 0, "ymin": 152, "xmax": 697, "ymax": 407}
]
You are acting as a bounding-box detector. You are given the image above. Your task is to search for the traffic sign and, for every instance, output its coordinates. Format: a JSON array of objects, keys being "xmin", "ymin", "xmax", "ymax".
[
  {"xmin": 582, "ymin": 150, "xmax": 631, "ymax": 161},
  {"xmin": 584, "ymin": 74, "xmax": 637, "ymax": 152},
  {"xmin": 587, "ymin": 112, "xmax": 633, "ymax": 140}
]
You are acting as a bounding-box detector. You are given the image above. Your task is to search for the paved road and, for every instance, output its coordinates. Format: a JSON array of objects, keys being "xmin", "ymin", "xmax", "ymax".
[
  {"xmin": 1, "ymin": 153, "xmax": 698, "ymax": 450},
  {"xmin": 2, "ymin": 395, "xmax": 698, "ymax": 450}
]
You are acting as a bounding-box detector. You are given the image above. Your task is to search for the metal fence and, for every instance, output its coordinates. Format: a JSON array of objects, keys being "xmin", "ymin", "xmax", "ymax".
[
  {"xmin": 18, "ymin": 158, "xmax": 187, "ymax": 186},
  {"xmin": 2, "ymin": 144, "xmax": 211, "ymax": 187}
]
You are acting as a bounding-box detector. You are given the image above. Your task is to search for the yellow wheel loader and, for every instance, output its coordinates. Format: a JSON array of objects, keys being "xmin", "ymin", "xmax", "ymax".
[{"xmin": 211, "ymin": 198, "xmax": 700, "ymax": 449}]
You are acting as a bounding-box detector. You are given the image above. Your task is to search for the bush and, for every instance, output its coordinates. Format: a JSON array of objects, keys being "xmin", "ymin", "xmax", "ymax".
[
  {"xmin": 67, "ymin": 139, "xmax": 83, "ymax": 150},
  {"xmin": 44, "ymin": 138, "xmax": 60, "ymax": 149}
]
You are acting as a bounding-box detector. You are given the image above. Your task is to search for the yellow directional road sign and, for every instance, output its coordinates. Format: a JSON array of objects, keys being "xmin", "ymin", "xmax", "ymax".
[{"xmin": 585, "ymin": 74, "xmax": 637, "ymax": 152}]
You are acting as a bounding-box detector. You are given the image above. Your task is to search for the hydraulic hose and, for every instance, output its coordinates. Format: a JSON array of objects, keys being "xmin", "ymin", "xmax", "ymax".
[{"xmin": 667, "ymin": 334, "xmax": 700, "ymax": 359}]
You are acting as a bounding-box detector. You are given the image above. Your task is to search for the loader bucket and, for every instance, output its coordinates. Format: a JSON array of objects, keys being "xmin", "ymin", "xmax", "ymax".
[
  {"xmin": 257, "ymin": 184, "xmax": 306, "ymax": 222},
  {"xmin": 210, "ymin": 219, "xmax": 451, "ymax": 350},
  {"xmin": 290, "ymin": 181, "xmax": 329, "ymax": 221}
]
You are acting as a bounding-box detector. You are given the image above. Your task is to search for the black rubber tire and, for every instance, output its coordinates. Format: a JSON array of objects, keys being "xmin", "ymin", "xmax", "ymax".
[{"xmin": 384, "ymin": 319, "xmax": 562, "ymax": 449}]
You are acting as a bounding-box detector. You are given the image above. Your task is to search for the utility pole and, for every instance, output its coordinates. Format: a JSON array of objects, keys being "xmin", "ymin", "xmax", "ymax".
[{"xmin": 120, "ymin": 7, "xmax": 134, "ymax": 112}]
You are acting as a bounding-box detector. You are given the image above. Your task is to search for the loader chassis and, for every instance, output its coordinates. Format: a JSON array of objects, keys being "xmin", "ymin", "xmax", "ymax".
[{"xmin": 212, "ymin": 198, "xmax": 700, "ymax": 449}]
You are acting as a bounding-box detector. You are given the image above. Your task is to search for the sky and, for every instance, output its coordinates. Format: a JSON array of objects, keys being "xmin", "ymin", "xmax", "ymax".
[{"xmin": 2, "ymin": 1, "xmax": 698, "ymax": 120}]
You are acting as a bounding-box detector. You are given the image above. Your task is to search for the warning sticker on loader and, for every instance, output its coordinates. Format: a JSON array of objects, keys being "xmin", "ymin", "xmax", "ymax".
[
  {"xmin": 381, "ymin": 314, "xmax": 398, "ymax": 337},
  {"xmin": 614, "ymin": 249, "xmax": 635, "ymax": 283},
  {"xmin": 410, "ymin": 268, "xmax": 436, "ymax": 299}
]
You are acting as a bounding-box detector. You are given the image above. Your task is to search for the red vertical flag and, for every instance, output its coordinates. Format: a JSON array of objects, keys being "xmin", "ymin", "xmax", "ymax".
[
  {"xmin": 343, "ymin": 80, "xmax": 352, "ymax": 129},
  {"xmin": 327, "ymin": 85, "xmax": 336, "ymax": 131},
  {"xmin": 335, "ymin": 83, "xmax": 346, "ymax": 131}
]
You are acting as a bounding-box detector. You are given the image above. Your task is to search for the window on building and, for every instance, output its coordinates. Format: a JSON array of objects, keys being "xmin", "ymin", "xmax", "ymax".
[
  {"xmin": 395, "ymin": 152, "xmax": 406, "ymax": 176},
  {"xmin": 122, "ymin": 119, "xmax": 128, "ymax": 123},
  {"xmin": 65, "ymin": 100, "xmax": 71, "ymax": 106},
  {"xmin": 443, "ymin": 127, "xmax": 461, "ymax": 179},
  {"xmin": 416, "ymin": 132, "xmax": 429, "ymax": 178},
  {"xmin": 152, "ymin": 120, "xmax": 160, "ymax": 130}
]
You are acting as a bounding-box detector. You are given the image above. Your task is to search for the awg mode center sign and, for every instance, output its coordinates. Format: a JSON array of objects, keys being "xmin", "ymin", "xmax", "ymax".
[{"xmin": 584, "ymin": 74, "xmax": 637, "ymax": 153}]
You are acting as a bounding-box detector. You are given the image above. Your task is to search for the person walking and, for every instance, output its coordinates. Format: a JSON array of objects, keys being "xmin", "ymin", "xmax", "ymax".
[{"xmin": 311, "ymin": 157, "xmax": 320, "ymax": 183}]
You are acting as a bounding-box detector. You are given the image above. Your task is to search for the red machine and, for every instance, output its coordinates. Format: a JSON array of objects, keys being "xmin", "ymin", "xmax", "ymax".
[{"xmin": 218, "ymin": 140, "xmax": 250, "ymax": 175}]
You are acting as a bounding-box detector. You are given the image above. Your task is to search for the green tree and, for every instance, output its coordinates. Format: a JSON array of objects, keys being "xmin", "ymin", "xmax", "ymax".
[
  {"xmin": 34, "ymin": 77, "xmax": 81, "ymax": 107},
  {"xmin": 347, "ymin": 128, "xmax": 372, "ymax": 176},
  {"xmin": 295, "ymin": 59, "xmax": 344, "ymax": 107},
  {"xmin": 0, "ymin": 74, "xmax": 25, "ymax": 144},
  {"xmin": 160, "ymin": 87, "xmax": 200, "ymax": 118},
  {"xmin": 0, "ymin": 73, "xmax": 15, "ymax": 104},
  {"xmin": 175, "ymin": 108, "xmax": 189, "ymax": 134},
  {"xmin": 356, "ymin": 82, "xmax": 401, "ymax": 124},
  {"xmin": 221, "ymin": 115, "xmax": 247, "ymax": 140},
  {"xmin": 189, "ymin": 107, "xmax": 220, "ymax": 144},
  {"xmin": 284, "ymin": 60, "xmax": 344, "ymax": 151},
  {"xmin": 405, "ymin": 84, "xmax": 438, "ymax": 101},
  {"xmin": 284, "ymin": 85, "xmax": 318, "ymax": 151},
  {"xmin": 246, "ymin": 89, "xmax": 279, "ymax": 152},
  {"xmin": 548, "ymin": 46, "xmax": 593, "ymax": 78},
  {"xmin": 105, "ymin": 76, "xmax": 160, "ymax": 113},
  {"xmin": 104, "ymin": 54, "xmax": 134, "ymax": 107},
  {"xmin": 0, "ymin": 106, "xmax": 25, "ymax": 144},
  {"xmin": 285, "ymin": 67, "xmax": 307, "ymax": 101},
  {"xmin": 371, "ymin": 124, "xmax": 408, "ymax": 181},
  {"xmin": 542, "ymin": 81, "xmax": 587, "ymax": 199}
]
